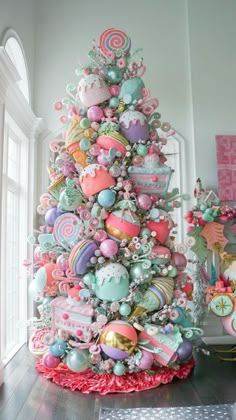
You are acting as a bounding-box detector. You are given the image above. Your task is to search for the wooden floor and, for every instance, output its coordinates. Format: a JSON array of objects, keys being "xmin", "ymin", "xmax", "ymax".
[{"xmin": 0, "ymin": 344, "xmax": 235, "ymax": 420}]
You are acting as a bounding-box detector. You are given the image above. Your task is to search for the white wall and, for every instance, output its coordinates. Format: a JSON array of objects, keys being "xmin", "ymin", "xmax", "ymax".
[
  {"xmin": 188, "ymin": 0, "xmax": 236, "ymax": 189},
  {"xmin": 0, "ymin": 0, "xmax": 36, "ymax": 103},
  {"xmin": 34, "ymin": 0, "xmax": 195, "ymax": 194}
]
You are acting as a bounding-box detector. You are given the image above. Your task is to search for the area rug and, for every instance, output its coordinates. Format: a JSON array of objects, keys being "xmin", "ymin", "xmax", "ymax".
[
  {"xmin": 99, "ymin": 404, "xmax": 236, "ymax": 420},
  {"xmin": 36, "ymin": 358, "xmax": 194, "ymax": 395}
]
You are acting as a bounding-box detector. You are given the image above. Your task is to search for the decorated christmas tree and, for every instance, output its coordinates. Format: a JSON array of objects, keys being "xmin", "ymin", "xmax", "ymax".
[{"xmin": 28, "ymin": 28, "xmax": 203, "ymax": 394}]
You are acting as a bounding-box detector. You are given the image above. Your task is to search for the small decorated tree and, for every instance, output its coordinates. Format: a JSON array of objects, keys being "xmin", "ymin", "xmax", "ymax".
[{"xmin": 28, "ymin": 29, "xmax": 203, "ymax": 394}]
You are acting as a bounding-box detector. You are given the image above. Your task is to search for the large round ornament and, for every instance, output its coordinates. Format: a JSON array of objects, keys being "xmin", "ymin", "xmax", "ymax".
[
  {"xmin": 95, "ymin": 263, "xmax": 129, "ymax": 301},
  {"xmin": 137, "ymin": 349, "xmax": 154, "ymax": 370},
  {"xmin": 99, "ymin": 320, "xmax": 137, "ymax": 359},
  {"xmin": 42, "ymin": 352, "xmax": 61, "ymax": 369},
  {"xmin": 45, "ymin": 207, "xmax": 62, "ymax": 227},
  {"xmin": 107, "ymin": 66, "xmax": 123, "ymax": 83},
  {"xmin": 100, "ymin": 239, "xmax": 118, "ymax": 258},
  {"xmin": 177, "ymin": 338, "xmax": 193, "ymax": 362},
  {"xmin": 49, "ymin": 338, "xmax": 67, "ymax": 357},
  {"xmin": 105, "ymin": 210, "xmax": 140, "ymax": 241},
  {"xmin": 87, "ymin": 106, "xmax": 104, "ymax": 122},
  {"xmin": 97, "ymin": 189, "xmax": 116, "ymax": 208},
  {"xmin": 170, "ymin": 252, "xmax": 187, "ymax": 271},
  {"xmin": 66, "ymin": 349, "xmax": 89, "ymax": 373}
]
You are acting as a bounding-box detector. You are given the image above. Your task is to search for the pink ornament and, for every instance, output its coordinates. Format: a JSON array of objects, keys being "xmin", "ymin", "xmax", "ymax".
[
  {"xmin": 138, "ymin": 350, "xmax": 154, "ymax": 370},
  {"xmin": 100, "ymin": 239, "xmax": 119, "ymax": 257},
  {"xmin": 90, "ymin": 144, "xmax": 101, "ymax": 156},
  {"xmin": 170, "ymin": 252, "xmax": 187, "ymax": 271},
  {"xmin": 132, "ymin": 155, "xmax": 144, "ymax": 166},
  {"xmin": 42, "ymin": 352, "xmax": 61, "ymax": 369},
  {"xmin": 56, "ymin": 255, "xmax": 69, "ymax": 272},
  {"xmin": 87, "ymin": 106, "xmax": 104, "ymax": 122},
  {"xmin": 109, "ymin": 85, "xmax": 121, "ymax": 96},
  {"xmin": 137, "ymin": 194, "xmax": 153, "ymax": 210}
]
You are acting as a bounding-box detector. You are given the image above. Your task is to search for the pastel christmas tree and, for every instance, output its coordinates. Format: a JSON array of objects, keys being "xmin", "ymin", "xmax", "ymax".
[{"xmin": 28, "ymin": 29, "xmax": 203, "ymax": 394}]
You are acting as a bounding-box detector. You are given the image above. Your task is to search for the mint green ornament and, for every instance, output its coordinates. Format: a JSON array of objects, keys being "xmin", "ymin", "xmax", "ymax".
[
  {"xmin": 107, "ymin": 66, "xmax": 123, "ymax": 83},
  {"xmin": 83, "ymin": 272, "xmax": 96, "ymax": 286},
  {"xmin": 80, "ymin": 118, "xmax": 90, "ymax": 129},
  {"xmin": 130, "ymin": 262, "xmax": 152, "ymax": 283},
  {"xmin": 119, "ymin": 303, "xmax": 131, "ymax": 316},
  {"xmin": 168, "ymin": 266, "xmax": 178, "ymax": 277},
  {"xmin": 137, "ymin": 144, "xmax": 148, "ymax": 157},
  {"xmin": 200, "ymin": 204, "xmax": 207, "ymax": 211},
  {"xmin": 109, "ymin": 97, "xmax": 120, "ymax": 108},
  {"xmin": 113, "ymin": 361, "xmax": 125, "ymax": 376}
]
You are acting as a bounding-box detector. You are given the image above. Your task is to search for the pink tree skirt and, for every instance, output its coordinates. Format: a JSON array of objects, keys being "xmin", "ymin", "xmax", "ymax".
[{"xmin": 36, "ymin": 358, "xmax": 195, "ymax": 395}]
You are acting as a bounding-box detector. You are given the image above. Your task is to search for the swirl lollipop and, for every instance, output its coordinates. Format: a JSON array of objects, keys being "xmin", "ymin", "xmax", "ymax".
[
  {"xmin": 53, "ymin": 213, "xmax": 82, "ymax": 248},
  {"xmin": 98, "ymin": 28, "xmax": 131, "ymax": 58}
]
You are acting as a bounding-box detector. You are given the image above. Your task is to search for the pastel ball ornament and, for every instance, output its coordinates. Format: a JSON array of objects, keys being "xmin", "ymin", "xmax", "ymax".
[
  {"xmin": 137, "ymin": 194, "xmax": 153, "ymax": 210},
  {"xmin": 49, "ymin": 338, "xmax": 67, "ymax": 357},
  {"xmin": 97, "ymin": 189, "xmax": 116, "ymax": 208},
  {"xmin": 45, "ymin": 207, "xmax": 62, "ymax": 226},
  {"xmin": 113, "ymin": 361, "xmax": 126, "ymax": 376},
  {"xmin": 100, "ymin": 239, "xmax": 118, "ymax": 258},
  {"xmin": 177, "ymin": 338, "xmax": 193, "ymax": 362},
  {"xmin": 42, "ymin": 352, "xmax": 61, "ymax": 369},
  {"xmin": 137, "ymin": 350, "xmax": 154, "ymax": 370},
  {"xmin": 119, "ymin": 303, "xmax": 132, "ymax": 316},
  {"xmin": 107, "ymin": 66, "xmax": 123, "ymax": 83},
  {"xmin": 100, "ymin": 320, "xmax": 137, "ymax": 359},
  {"xmin": 87, "ymin": 106, "xmax": 103, "ymax": 122},
  {"xmin": 66, "ymin": 349, "xmax": 89, "ymax": 373}
]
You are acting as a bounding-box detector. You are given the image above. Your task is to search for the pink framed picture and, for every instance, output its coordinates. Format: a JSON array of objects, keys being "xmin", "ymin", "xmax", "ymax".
[{"xmin": 215, "ymin": 135, "xmax": 236, "ymax": 201}]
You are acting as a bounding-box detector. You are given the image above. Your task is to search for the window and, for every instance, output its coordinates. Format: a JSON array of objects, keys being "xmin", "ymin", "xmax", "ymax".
[
  {"xmin": 2, "ymin": 29, "xmax": 30, "ymax": 103},
  {"xmin": 0, "ymin": 30, "xmax": 37, "ymax": 364},
  {"xmin": 1, "ymin": 113, "xmax": 28, "ymax": 360}
]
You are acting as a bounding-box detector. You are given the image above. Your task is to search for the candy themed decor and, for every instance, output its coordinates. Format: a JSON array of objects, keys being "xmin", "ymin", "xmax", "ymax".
[{"xmin": 27, "ymin": 28, "xmax": 204, "ymax": 394}]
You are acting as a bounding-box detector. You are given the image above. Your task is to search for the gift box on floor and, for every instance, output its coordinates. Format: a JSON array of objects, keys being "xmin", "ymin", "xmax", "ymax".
[{"xmin": 216, "ymin": 135, "xmax": 236, "ymax": 201}]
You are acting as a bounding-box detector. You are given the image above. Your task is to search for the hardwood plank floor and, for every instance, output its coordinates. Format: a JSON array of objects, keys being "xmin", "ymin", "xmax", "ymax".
[{"xmin": 0, "ymin": 344, "xmax": 235, "ymax": 420}]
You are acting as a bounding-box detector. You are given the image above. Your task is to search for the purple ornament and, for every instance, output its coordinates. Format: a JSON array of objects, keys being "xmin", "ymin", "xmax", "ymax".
[
  {"xmin": 100, "ymin": 239, "xmax": 119, "ymax": 258},
  {"xmin": 45, "ymin": 207, "xmax": 62, "ymax": 227},
  {"xmin": 177, "ymin": 338, "xmax": 193, "ymax": 362},
  {"xmin": 137, "ymin": 194, "xmax": 153, "ymax": 210},
  {"xmin": 56, "ymin": 255, "xmax": 69, "ymax": 272},
  {"xmin": 138, "ymin": 350, "xmax": 154, "ymax": 370},
  {"xmin": 120, "ymin": 111, "xmax": 149, "ymax": 143},
  {"xmin": 87, "ymin": 106, "xmax": 104, "ymax": 122}
]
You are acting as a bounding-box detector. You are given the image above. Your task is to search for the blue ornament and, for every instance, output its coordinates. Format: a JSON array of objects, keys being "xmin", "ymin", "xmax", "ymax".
[
  {"xmin": 107, "ymin": 66, "xmax": 123, "ymax": 84},
  {"xmin": 80, "ymin": 137, "xmax": 91, "ymax": 151},
  {"xmin": 97, "ymin": 189, "xmax": 116, "ymax": 208},
  {"xmin": 150, "ymin": 208, "xmax": 160, "ymax": 221},
  {"xmin": 113, "ymin": 361, "xmax": 126, "ymax": 376},
  {"xmin": 109, "ymin": 97, "xmax": 120, "ymax": 108},
  {"xmin": 49, "ymin": 338, "xmax": 67, "ymax": 357}
]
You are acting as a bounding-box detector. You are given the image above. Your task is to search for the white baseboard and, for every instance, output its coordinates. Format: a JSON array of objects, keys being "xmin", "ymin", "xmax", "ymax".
[
  {"xmin": 202, "ymin": 336, "xmax": 236, "ymax": 345},
  {"xmin": 0, "ymin": 361, "xmax": 4, "ymax": 386}
]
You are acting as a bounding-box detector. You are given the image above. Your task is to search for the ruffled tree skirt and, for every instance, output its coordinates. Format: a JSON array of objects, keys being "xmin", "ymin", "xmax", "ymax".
[{"xmin": 36, "ymin": 358, "xmax": 195, "ymax": 395}]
